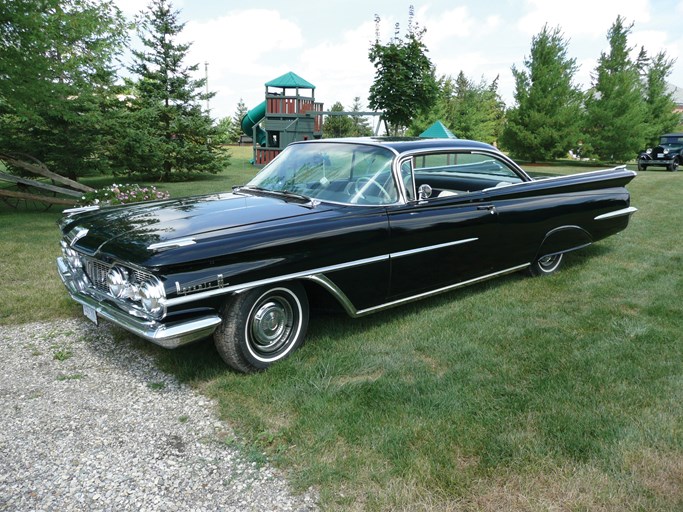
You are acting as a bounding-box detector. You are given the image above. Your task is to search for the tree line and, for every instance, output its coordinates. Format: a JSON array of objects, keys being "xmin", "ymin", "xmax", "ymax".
[
  {"xmin": 368, "ymin": 12, "xmax": 679, "ymax": 163},
  {"xmin": 0, "ymin": 0, "xmax": 228, "ymax": 181},
  {"xmin": 1, "ymin": 1, "xmax": 679, "ymax": 184}
]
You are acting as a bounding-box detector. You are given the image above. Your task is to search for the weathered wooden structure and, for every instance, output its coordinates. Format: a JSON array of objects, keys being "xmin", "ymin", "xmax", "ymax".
[{"xmin": 0, "ymin": 153, "xmax": 94, "ymax": 210}]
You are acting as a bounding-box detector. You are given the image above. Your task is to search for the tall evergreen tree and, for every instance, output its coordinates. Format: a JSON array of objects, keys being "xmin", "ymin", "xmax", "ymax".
[
  {"xmin": 368, "ymin": 7, "xmax": 438, "ymax": 135},
  {"xmin": 640, "ymin": 49, "xmax": 679, "ymax": 145},
  {"xmin": 0, "ymin": 0, "xmax": 127, "ymax": 178},
  {"xmin": 122, "ymin": 0, "xmax": 228, "ymax": 180},
  {"xmin": 583, "ymin": 16, "xmax": 646, "ymax": 162},
  {"xmin": 449, "ymin": 72, "xmax": 504, "ymax": 143},
  {"xmin": 500, "ymin": 25, "xmax": 583, "ymax": 161}
]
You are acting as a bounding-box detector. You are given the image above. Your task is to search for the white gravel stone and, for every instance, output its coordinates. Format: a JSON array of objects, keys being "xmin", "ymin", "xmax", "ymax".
[{"xmin": 0, "ymin": 319, "xmax": 318, "ymax": 511}]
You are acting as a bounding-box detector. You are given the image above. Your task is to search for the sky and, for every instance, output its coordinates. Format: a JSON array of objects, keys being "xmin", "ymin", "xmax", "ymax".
[{"xmin": 113, "ymin": 0, "xmax": 683, "ymax": 124}]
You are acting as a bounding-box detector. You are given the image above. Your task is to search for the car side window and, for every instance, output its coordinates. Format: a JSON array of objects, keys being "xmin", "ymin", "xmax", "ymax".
[{"xmin": 413, "ymin": 151, "xmax": 523, "ymax": 199}]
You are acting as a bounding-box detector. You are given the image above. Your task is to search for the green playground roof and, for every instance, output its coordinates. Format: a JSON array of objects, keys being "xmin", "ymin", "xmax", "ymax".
[
  {"xmin": 265, "ymin": 72, "xmax": 315, "ymax": 89},
  {"xmin": 420, "ymin": 120, "xmax": 457, "ymax": 139}
]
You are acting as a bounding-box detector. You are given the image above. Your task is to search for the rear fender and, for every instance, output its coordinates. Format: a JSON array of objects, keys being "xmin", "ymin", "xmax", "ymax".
[{"xmin": 536, "ymin": 225, "xmax": 593, "ymax": 260}]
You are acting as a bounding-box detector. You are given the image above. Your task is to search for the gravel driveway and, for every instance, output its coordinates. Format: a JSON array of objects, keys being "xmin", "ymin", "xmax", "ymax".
[{"xmin": 0, "ymin": 319, "xmax": 318, "ymax": 511}]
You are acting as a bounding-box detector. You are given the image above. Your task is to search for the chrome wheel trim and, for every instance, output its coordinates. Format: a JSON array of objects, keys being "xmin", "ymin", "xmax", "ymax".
[
  {"xmin": 537, "ymin": 253, "xmax": 563, "ymax": 273},
  {"xmin": 245, "ymin": 288, "xmax": 302, "ymax": 362}
]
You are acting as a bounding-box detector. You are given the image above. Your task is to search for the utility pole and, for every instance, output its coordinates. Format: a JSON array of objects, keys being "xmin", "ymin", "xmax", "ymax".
[{"xmin": 204, "ymin": 61, "xmax": 210, "ymax": 114}]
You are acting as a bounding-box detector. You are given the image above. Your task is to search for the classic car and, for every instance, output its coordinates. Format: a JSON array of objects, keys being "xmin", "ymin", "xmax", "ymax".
[
  {"xmin": 57, "ymin": 138, "xmax": 637, "ymax": 372},
  {"xmin": 637, "ymin": 133, "xmax": 683, "ymax": 171}
]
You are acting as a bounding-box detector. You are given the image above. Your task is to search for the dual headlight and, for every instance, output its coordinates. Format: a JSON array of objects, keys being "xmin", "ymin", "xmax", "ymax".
[
  {"xmin": 106, "ymin": 265, "xmax": 166, "ymax": 316},
  {"xmin": 60, "ymin": 241, "xmax": 83, "ymax": 269}
]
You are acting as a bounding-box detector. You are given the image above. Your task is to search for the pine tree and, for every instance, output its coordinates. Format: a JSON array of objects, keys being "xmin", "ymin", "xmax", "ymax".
[
  {"xmin": 408, "ymin": 73, "xmax": 505, "ymax": 144},
  {"xmin": 641, "ymin": 50, "xmax": 679, "ymax": 145},
  {"xmin": 500, "ymin": 25, "xmax": 583, "ymax": 161},
  {"xmin": 230, "ymin": 99, "xmax": 249, "ymax": 143},
  {"xmin": 584, "ymin": 16, "xmax": 646, "ymax": 162},
  {"xmin": 0, "ymin": 0, "xmax": 127, "ymax": 178},
  {"xmin": 350, "ymin": 97, "xmax": 373, "ymax": 137},
  {"xmin": 122, "ymin": 0, "xmax": 228, "ymax": 180}
]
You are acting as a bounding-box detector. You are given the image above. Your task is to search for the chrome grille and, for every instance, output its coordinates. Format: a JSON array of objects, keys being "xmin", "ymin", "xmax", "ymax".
[
  {"xmin": 82, "ymin": 257, "xmax": 153, "ymax": 294},
  {"xmin": 84, "ymin": 259, "xmax": 110, "ymax": 293}
]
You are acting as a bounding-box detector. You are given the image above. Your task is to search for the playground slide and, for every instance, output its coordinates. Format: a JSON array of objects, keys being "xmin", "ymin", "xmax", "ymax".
[{"xmin": 241, "ymin": 101, "xmax": 267, "ymax": 147}]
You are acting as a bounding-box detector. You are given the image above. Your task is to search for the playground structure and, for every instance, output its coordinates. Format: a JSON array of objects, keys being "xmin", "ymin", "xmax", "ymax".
[
  {"xmin": 241, "ymin": 72, "xmax": 323, "ymax": 165},
  {"xmin": 241, "ymin": 71, "xmax": 382, "ymax": 165}
]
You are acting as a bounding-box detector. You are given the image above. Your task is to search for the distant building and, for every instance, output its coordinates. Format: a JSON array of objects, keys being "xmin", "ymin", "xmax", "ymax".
[{"xmin": 667, "ymin": 83, "xmax": 683, "ymax": 114}]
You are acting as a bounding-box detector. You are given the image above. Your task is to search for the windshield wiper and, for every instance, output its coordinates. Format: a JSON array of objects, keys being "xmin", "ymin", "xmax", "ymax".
[{"xmin": 234, "ymin": 186, "xmax": 318, "ymax": 208}]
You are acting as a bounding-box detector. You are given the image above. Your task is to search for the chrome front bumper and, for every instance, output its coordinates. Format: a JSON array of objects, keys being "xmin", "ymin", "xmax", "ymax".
[{"xmin": 57, "ymin": 257, "xmax": 222, "ymax": 348}]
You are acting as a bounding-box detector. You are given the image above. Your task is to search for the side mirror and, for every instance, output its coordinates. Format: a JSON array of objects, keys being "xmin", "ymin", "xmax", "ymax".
[{"xmin": 417, "ymin": 184, "xmax": 432, "ymax": 200}]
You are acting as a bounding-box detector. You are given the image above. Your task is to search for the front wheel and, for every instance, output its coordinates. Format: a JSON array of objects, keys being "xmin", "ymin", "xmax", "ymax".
[
  {"xmin": 214, "ymin": 283, "xmax": 309, "ymax": 373},
  {"xmin": 527, "ymin": 253, "xmax": 564, "ymax": 277},
  {"xmin": 637, "ymin": 161, "xmax": 647, "ymax": 171},
  {"xmin": 668, "ymin": 159, "xmax": 678, "ymax": 172}
]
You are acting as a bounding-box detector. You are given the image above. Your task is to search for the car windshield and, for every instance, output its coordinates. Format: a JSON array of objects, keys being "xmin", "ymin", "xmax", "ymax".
[
  {"xmin": 244, "ymin": 142, "xmax": 399, "ymax": 205},
  {"xmin": 659, "ymin": 136, "xmax": 683, "ymax": 145}
]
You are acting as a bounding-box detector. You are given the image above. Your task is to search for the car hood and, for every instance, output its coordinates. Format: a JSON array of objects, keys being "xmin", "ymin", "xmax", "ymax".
[{"xmin": 61, "ymin": 192, "xmax": 334, "ymax": 266}]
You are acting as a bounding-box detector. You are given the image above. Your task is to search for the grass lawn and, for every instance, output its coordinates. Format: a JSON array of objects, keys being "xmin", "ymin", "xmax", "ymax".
[{"xmin": 1, "ymin": 150, "xmax": 681, "ymax": 510}]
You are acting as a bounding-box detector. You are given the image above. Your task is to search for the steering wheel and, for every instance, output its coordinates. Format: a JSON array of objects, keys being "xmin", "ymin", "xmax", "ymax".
[{"xmin": 350, "ymin": 176, "xmax": 393, "ymax": 204}]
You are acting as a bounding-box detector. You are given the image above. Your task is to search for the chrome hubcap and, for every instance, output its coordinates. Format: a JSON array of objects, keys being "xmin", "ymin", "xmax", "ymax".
[
  {"xmin": 538, "ymin": 254, "xmax": 562, "ymax": 272},
  {"xmin": 250, "ymin": 298, "xmax": 293, "ymax": 354}
]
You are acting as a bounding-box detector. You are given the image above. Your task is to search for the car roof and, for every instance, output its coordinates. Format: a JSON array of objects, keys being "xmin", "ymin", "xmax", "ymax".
[{"xmin": 295, "ymin": 137, "xmax": 497, "ymax": 155}]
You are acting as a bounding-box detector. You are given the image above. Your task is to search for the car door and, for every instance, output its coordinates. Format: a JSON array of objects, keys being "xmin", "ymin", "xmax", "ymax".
[
  {"xmin": 385, "ymin": 150, "xmax": 531, "ymax": 299},
  {"xmin": 386, "ymin": 191, "xmax": 499, "ymax": 299}
]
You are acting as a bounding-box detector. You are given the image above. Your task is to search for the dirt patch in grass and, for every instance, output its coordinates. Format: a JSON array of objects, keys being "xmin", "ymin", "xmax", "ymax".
[{"xmin": 627, "ymin": 449, "xmax": 683, "ymax": 507}]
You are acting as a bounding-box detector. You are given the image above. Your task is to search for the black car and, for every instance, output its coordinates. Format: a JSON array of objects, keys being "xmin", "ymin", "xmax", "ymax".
[
  {"xmin": 637, "ymin": 133, "xmax": 683, "ymax": 171},
  {"xmin": 57, "ymin": 138, "xmax": 637, "ymax": 372}
]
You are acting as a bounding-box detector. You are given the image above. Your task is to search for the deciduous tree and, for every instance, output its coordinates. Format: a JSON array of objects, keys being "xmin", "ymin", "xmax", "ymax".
[{"xmin": 368, "ymin": 7, "xmax": 438, "ymax": 135}]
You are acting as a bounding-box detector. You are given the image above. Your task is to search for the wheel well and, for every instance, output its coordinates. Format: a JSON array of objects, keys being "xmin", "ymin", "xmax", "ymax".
[
  {"xmin": 536, "ymin": 225, "xmax": 593, "ymax": 261},
  {"xmin": 299, "ymin": 279, "xmax": 350, "ymax": 315}
]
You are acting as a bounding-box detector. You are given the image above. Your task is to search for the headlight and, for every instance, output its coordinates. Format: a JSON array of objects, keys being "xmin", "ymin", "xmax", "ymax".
[
  {"xmin": 139, "ymin": 278, "xmax": 165, "ymax": 315},
  {"xmin": 646, "ymin": 148, "xmax": 652, "ymax": 154},
  {"xmin": 61, "ymin": 241, "xmax": 83, "ymax": 269},
  {"xmin": 107, "ymin": 266, "xmax": 130, "ymax": 298},
  {"xmin": 663, "ymin": 148, "xmax": 669, "ymax": 154}
]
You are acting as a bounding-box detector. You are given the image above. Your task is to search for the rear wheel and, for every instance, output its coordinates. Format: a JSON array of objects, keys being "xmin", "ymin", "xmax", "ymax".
[
  {"xmin": 528, "ymin": 253, "xmax": 564, "ymax": 277},
  {"xmin": 214, "ymin": 283, "xmax": 309, "ymax": 373}
]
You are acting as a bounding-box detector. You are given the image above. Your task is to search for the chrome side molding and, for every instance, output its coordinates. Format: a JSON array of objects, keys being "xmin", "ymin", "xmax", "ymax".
[{"xmin": 594, "ymin": 206, "xmax": 638, "ymax": 221}]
